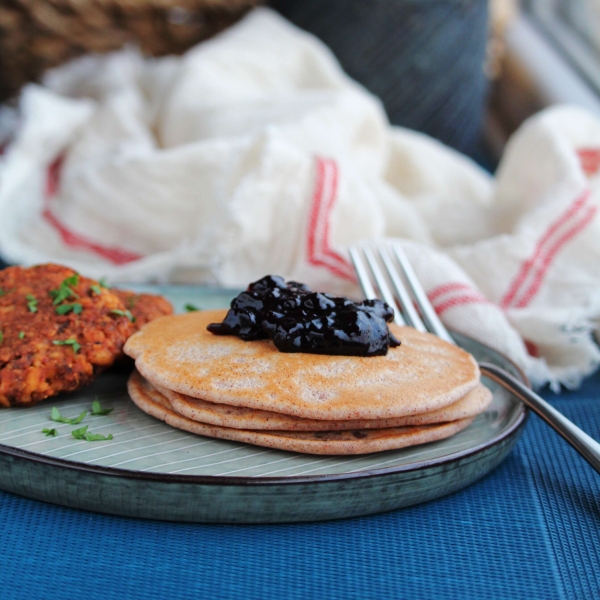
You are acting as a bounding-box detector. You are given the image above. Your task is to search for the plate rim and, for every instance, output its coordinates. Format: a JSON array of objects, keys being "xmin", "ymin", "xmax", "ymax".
[{"xmin": 0, "ymin": 333, "xmax": 528, "ymax": 486}]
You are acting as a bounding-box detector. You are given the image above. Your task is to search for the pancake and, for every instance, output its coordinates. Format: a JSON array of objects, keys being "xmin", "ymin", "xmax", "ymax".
[
  {"xmin": 128, "ymin": 371, "xmax": 475, "ymax": 455},
  {"xmin": 154, "ymin": 378, "xmax": 492, "ymax": 431},
  {"xmin": 124, "ymin": 310, "xmax": 480, "ymax": 421}
]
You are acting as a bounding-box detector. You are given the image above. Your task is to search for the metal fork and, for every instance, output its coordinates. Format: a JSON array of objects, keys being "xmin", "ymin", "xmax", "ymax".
[{"xmin": 349, "ymin": 242, "xmax": 600, "ymax": 474}]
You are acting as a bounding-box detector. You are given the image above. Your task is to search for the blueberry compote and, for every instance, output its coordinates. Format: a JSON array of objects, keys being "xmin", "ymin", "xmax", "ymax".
[{"xmin": 207, "ymin": 275, "xmax": 400, "ymax": 356}]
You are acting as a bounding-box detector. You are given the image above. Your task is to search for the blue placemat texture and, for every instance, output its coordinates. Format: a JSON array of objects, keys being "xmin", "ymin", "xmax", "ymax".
[{"xmin": 1, "ymin": 372, "xmax": 600, "ymax": 600}]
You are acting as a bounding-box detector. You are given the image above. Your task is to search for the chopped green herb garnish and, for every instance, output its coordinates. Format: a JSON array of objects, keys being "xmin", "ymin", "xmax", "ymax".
[
  {"xmin": 52, "ymin": 338, "xmax": 81, "ymax": 353},
  {"xmin": 91, "ymin": 399, "xmax": 114, "ymax": 416},
  {"xmin": 184, "ymin": 303, "xmax": 200, "ymax": 312},
  {"xmin": 109, "ymin": 309, "xmax": 135, "ymax": 322},
  {"xmin": 91, "ymin": 278, "xmax": 110, "ymax": 295},
  {"xmin": 51, "ymin": 406, "xmax": 87, "ymax": 425},
  {"xmin": 0, "ymin": 287, "xmax": 13, "ymax": 297},
  {"xmin": 71, "ymin": 425, "xmax": 88, "ymax": 440},
  {"xmin": 71, "ymin": 425, "xmax": 113, "ymax": 441},
  {"xmin": 18, "ymin": 331, "xmax": 25, "ymax": 339},
  {"xmin": 55, "ymin": 302, "xmax": 83, "ymax": 316},
  {"xmin": 50, "ymin": 274, "xmax": 80, "ymax": 305},
  {"xmin": 42, "ymin": 428, "xmax": 57, "ymax": 437},
  {"xmin": 26, "ymin": 294, "xmax": 38, "ymax": 313},
  {"xmin": 84, "ymin": 431, "xmax": 113, "ymax": 441},
  {"xmin": 126, "ymin": 295, "xmax": 140, "ymax": 309},
  {"xmin": 0, "ymin": 331, "xmax": 3, "ymax": 344},
  {"xmin": 63, "ymin": 274, "xmax": 79, "ymax": 287}
]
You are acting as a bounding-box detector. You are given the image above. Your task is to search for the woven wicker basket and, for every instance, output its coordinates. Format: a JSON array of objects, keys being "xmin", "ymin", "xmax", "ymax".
[{"xmin": 0, "ymin": 0, "xmax": 262, "ymax": 101}]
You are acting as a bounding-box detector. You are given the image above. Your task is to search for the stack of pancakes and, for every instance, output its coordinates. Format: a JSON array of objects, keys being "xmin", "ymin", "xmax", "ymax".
[{"xmin": 124, "ymin": 310, "xmax": 492, "ymax": 455}]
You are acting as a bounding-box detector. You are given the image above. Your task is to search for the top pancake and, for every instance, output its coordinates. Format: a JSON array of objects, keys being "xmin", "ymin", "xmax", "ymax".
[{"xmin": 124, "ymin": 309, "xmax": 480, "ymax": 421}]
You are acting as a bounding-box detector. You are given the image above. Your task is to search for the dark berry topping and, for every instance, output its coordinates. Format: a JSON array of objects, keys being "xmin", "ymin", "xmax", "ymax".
[{"xmin": 207, "ymin": 275, "xmax": 400, "ymax": 356}]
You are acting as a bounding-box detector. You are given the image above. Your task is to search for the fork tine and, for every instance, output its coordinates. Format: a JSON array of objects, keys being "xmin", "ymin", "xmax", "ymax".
[
  {"xmin": 390, "ymin": 242, "xmax": 455, "ymax": 344},
  {"xmin": 377, "ymin": 245, "xmax": 427, "ymax": 333},
  {"xmin": 348, "ymin": 246, "xmax": 377, "ymax": 300},
  {"xmin": 349, "ymin": 246, "xmax": 406, "ymax": 326},
  {"xmin": 362, "ymin": 247, "xmax": 407, "ymax": 327}
]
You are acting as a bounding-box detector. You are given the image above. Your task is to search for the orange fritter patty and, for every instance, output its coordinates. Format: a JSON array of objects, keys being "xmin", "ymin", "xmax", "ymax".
[
  {"xmin": 112, "ymin": 289, "xmax": 173, "ymax": 330},
  {"xmin": 0, "ymin": 264, "xmax": 140, "ymax": 407}
]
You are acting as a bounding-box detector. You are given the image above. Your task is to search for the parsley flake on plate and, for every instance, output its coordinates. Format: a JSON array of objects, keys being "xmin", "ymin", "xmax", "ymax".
[
  {"xmin": 18, "ymin": 331, "xmax": 25, "ymax": 339},
  {"xmin": 0, "ymin": 287, "xmax": 13, "ymax": 297},
  {"xmin": 51, "ymin": 406, "xmax": 87, "ymax": 425},
  {"xmin": 42, "ymin": 428, "xmax": 57, "ymax": 437},
  {"xmin": 71, "ymin": 425, "xmax": 113, "ymax": 441},
  {"xmin": 52, "ymin": 338, "xmax": 81, "ymax": 353},
  {"xmin": 26, "ymin": 294, "xmax": 38, "ymax": 313},
  {"xmin": 185, "ymin": 303, "xmax": 200, "ymax": 312},
  {"xmin": 71, "ymin": 425, "xmax": 88, "ymax": 440},
  {"xmin": 84, "ymin": 431, "xmax": 114, "ymax": 442},
  {"xmin": 91, "ymin": 399, "xmax": 114, "ymax": 416},
  {"xmin": 0, "ymin": 331, "xmax": 3, "ymax": 344}
]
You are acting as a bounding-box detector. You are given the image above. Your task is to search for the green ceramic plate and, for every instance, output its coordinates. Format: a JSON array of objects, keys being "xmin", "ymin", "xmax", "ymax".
[{"xmin": 0, "ymin": 286, "xmax": 528, "ymax": 523}]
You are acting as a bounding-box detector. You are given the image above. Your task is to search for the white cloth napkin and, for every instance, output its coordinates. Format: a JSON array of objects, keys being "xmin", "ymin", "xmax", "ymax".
[{"xmin": 1, "ymin": 7, "xmax": 600, "ymax": 390}]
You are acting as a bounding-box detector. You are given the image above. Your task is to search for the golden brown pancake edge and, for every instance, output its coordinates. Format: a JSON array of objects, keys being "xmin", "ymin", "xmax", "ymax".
[
  {"xmin": 127, "ymin": 371, "xmax": 476, "ymax": 456},
  {"xmin": 153, "ymin": 378, "xmax": 491, "ymax": 431}
]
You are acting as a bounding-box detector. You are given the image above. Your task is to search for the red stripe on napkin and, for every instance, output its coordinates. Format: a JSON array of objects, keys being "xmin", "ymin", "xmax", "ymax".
[
  {"xmin": 500, "ymin": 190, "xmax": 592, "ymax": 309},
  {"xmin": 428, "ymin": 282, "xmax": 473, "ymax": 302},
  {"xmin": 577, "ymin": 148, "xmax": 600, "ymax": 176},
  {"xmin": 513, "ymin": 203, "xmax": 598, "ymax": 308},
  {"xmin": 43, "ymin": 156, "xmax": 142, "ymax": 265},
  {"xmin": 524, "ymin": 339, "xmax": 540, "ymax": 357},
  {"xmin": 432, "ymin": 293, "xmax": 492, "ymax": 316},
  {"xmin": 307, "ymin": 157, "xmax": 355, "ymax": 281},
  {"xmin": 45, "ymin": 155, "xmax": 63, "ymax": 197},
  {"xmin": 42, "ymin": 208, "xmax": 143, "ymax": 265},
  {"xmin": 428, "ymin": 281, "xmax": 491, "ymax": 315}
]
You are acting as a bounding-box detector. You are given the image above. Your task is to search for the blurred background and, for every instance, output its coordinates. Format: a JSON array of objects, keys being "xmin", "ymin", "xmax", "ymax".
[{"xmin": 0, "ymin": 0, "xmax": 599, "ymax": 165}]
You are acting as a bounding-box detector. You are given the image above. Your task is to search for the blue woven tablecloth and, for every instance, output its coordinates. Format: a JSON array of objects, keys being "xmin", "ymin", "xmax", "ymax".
[{"xmin": 2, "ymin": 371, "xmax": 599, "ymax": 600}]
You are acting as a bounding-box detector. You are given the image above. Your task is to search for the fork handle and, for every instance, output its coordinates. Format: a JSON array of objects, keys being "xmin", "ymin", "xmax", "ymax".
[{"xmin": 479, "ymin": 362, "xmax": 600, "ymax": 474}]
